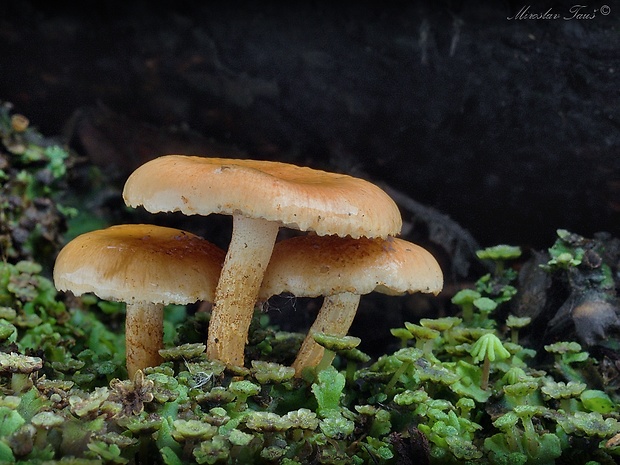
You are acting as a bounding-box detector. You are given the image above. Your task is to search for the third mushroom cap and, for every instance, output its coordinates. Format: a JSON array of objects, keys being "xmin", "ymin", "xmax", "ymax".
[
  {"xmin": 122, "ymin": 155, "xmax": 403, "ymax": 366},
  {"xmin": 53, "ymin": 224, "xmax": 225, "ymax": 378},
  {"xmin": 259, "ymin": 235, "xmax": 443, "ymax": 374}
]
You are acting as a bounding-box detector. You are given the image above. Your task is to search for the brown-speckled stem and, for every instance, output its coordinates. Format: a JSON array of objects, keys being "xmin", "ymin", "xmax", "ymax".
[
  {"xmin": 207, "ymin": 214, "xmax": 280, "ymax": 366},
  {"xmin": 125, "ymin": 302, "xmax": 164, "ymax": 379},
  {"xmin": 292, "ymin": 292, "xmax": 361, "ymax": 375}
]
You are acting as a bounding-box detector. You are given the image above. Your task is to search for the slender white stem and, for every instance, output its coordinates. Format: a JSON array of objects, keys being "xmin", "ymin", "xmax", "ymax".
[
  {"xmin": 207, "ymin": 214, "xmax": 280, "ymax": 366},
  {"xmin": 125, "ymin": 302, "xmax": 164, "ymax": 379},
  {"xmin": 292, "ymin": 292, "xmax": 361, "ymax": 375}
]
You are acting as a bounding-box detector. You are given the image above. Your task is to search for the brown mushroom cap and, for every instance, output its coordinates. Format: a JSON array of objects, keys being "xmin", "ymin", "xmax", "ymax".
[
  {"xmin": 54, "ymin": 224, "xmax": 225, "ymax": 304},
  {"xmin": 54, "ymin": 224, "xmax": 226, "ymax": 378},
  {"xmin": 259, "ymin": 235, "xmax": 443, "ymax": 374},
  {"xmin": 259, "ymin": 235, "xmax": 443, "ymax": 300},
  {"xmin": 122, "ymin": 155, "xmax": 402, "ymax": 239}
]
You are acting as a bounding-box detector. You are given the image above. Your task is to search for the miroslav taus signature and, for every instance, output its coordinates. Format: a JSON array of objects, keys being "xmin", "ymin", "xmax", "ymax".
[{"xmin": 507, "ymin": 4, "xmax": 609, "ymax": 20}]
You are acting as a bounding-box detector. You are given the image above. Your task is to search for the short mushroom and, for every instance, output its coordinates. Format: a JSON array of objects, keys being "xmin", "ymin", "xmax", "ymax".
[
  {"xmin": 469, "ymin": 332, "xmax": 511, "ymax": 390},
  {"xmin": 258, "ymin": 234, "xmax": 443, "ymax": 374},
  {"xmin": 122, "ymin": 155, "xmax": 402, "ymax": 366},
  {"xmin": 53, "ymin": 224, "xmax": 225, "ymax": 378}
]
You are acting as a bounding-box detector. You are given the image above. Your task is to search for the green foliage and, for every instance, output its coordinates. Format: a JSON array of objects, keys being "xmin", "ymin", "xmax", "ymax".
[
  {"xmin": 477, "ymin": 244, "xmax": 522, "ymax": 276},
  {"xmin": 0, "ymin": 103, "xmax": 75, "ymax": 268},
  {"xmin": 1, "ymin": 260, "xmax": 620, "ymax": 464},
  {"xmin": 477, "ymin": 245, "xmax": 522, "ymax": 262},
  {"xmin": 543, "ymin": 229, "xmax": 585, "ymax": 270},
  {"xmin": 312, "ymin": 365, "xmax": 346, "ymax": 415}
]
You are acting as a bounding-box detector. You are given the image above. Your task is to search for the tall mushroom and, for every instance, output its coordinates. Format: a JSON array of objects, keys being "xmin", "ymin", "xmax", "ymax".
[
  {"xmin": 53, "ymin": 224, "xmax": 225, "ymax": 378},
  {"xmin": 259, "ymin": 234, "xmax": 443, "ymax": 374},
  {"xmin": 122, "ymin": 155, "xmax": 402, "ymax": 366}
]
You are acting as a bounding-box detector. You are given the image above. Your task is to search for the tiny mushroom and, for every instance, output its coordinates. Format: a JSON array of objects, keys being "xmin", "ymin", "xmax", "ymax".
[
  {"xmin": 451, "ymin": 289, "xmax": 482, "ymax": 324},
  {"xmin": 122, "ymin": 155, "xmax": 402, "ymax": 366},
  {"xmin": 53, "ymin": 224, "xmax": 225, "ymax": 378},
  {"xmin": 469, "ymin": 332, "xmax": 511, "ymax": 390},
  {"xmin": 476, "ymin": 244, "xmax": 521, "ymax": 275},
  {"xmin": 259, "ymin": 234, "xmax": 443, "ymax": 374}
]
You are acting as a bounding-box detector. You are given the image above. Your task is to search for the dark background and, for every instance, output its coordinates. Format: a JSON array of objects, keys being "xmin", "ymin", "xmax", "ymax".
[
  {"xmin": 2, "ymin": 1, "xmax": 618, "ymax": 246},
  {"xmin": 1, "ymin": 1, "xmax": 618, "ymax": 348}
]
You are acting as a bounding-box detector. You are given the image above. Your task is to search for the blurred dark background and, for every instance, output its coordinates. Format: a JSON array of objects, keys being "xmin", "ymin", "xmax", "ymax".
[{"xmin": 1, "ymin": 1, "xmax": 618, "ymax": 351}]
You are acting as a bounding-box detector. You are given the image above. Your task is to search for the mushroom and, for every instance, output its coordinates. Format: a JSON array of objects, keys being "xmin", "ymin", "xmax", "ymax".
[
  {"xmin": 53, "ymin": 224, "xmax": 225, "ymax": 378},
  {"xmin": 258, "ymin": 235, "xmax": 443, "ymax": 374},
  {"xmin": 122, "ymin": 155, "xmax": 402, "ymax": 366},
  {"xmin": 469, "ymin": 332, "xmax": 511, "ymax": 390}
]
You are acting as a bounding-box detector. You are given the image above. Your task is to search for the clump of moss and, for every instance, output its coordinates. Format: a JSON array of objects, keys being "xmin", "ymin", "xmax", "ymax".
[
  {"xmin": 0, "ymin": 260, "xmax": 127, "ymax": 388},
  {"xmin": 0, "ymin": 102, "xmax": 77, "ymax": 270}
]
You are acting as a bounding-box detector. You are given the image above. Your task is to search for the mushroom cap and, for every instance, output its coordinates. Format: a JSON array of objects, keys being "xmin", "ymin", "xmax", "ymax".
[
  {"xmin": 122, "ymin": 155, "xmax": 402, "ymax": 239},
  {"xmin": 258, "ymin": 235, "xmax": 443, "ymax": 299},
  {"xmin": 54, "ymin": 224, "xmax": 225, "ymax": 304}
]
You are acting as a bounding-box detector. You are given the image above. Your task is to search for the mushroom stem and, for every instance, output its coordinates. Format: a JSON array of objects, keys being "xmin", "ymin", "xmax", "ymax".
[
  {"xmin": 292, "ymin": 292, "xmax": 361, "ymax": 375},
  {"xmin": 481, "ymin": 355, "xmax": 491, "ymax": 391},
  {"xmin": 207, "ymin": 214, "xmax": 280, "ymax": 366},
  {"xmin": 125, "ymin": 302, "xmax": 164, "ymax": 379}
]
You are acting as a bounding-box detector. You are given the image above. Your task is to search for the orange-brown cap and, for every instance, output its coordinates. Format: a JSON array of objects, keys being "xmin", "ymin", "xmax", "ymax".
[
  {"xmin": 259, "ymin": 235, "xmax": 443, "ymax": 299},
  {"xmin": 122, "ymin": 155, "xmax": 402, "ymax": 239},
  {"xmin": 54, "ymin": 224, "xmax": 225, "ymax": 304}
]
